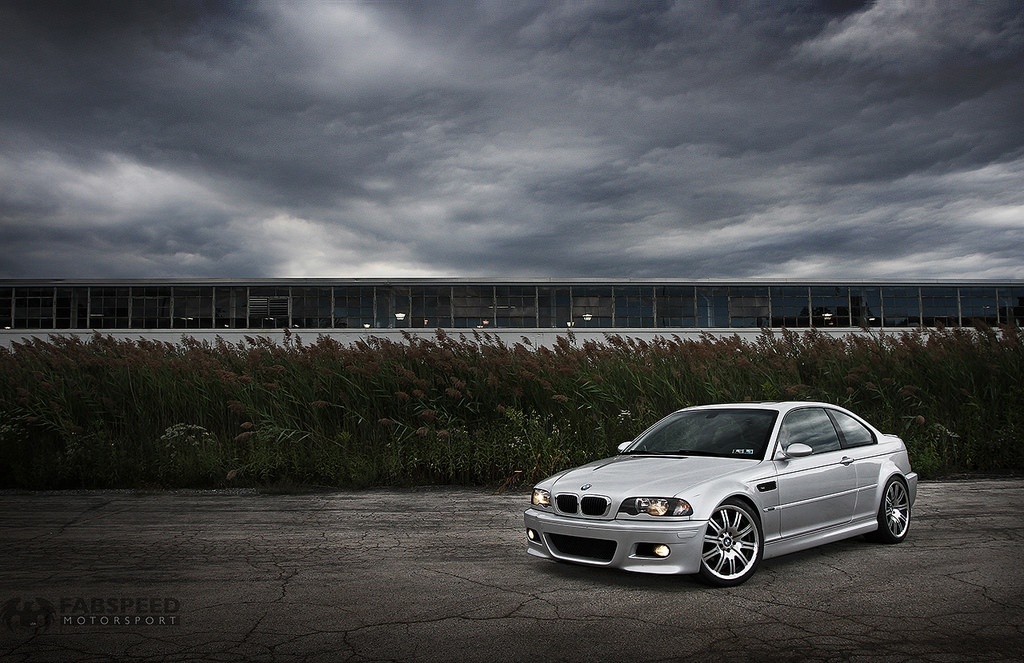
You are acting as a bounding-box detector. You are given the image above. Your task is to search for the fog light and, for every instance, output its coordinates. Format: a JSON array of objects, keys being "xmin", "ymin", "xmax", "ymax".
[
  {"xmin": 527, "ymin": 528, "xmax": 538, "ymax": 542},
  {"xmin": 653, "ymin": 544, "xmax": 670, "ymax": 558}
]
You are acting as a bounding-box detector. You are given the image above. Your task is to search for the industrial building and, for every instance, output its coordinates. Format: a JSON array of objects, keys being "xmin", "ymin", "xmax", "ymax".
[{"xmin": 3, "ymin": 279, "xmax": 1021, "ymax": 336}]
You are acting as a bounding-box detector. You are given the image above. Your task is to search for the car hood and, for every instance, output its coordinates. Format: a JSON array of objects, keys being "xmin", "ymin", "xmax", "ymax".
[{"xmin": 546, "ymin": 454, "xmax": 756, "ymax": 497}]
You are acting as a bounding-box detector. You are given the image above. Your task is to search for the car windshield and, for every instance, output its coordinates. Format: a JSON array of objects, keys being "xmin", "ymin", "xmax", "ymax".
[{"xmin": 625, "ymin": 409, "xmax": 778, "ymax": 460}]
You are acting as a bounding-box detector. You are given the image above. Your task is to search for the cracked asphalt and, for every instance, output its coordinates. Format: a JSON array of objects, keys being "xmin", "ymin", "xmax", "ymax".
[{"xmin": 1, "ymin": 480, "xmax": 1021, "ymax": 662}]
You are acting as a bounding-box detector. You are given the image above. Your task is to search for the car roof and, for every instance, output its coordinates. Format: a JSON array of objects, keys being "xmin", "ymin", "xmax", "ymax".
[{"xmin": 679, "ymin": 401, "xmax": 844, "ymax": 415}]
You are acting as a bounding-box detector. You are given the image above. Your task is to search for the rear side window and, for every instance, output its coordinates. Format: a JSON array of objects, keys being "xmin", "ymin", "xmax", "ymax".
[
  {"xmin": 830, "ymin": 410, "xmax": 876, "ymax": 448},
  {"xmin": 779, "ymin": 408, "xmax": 842, "ymax": 454}
]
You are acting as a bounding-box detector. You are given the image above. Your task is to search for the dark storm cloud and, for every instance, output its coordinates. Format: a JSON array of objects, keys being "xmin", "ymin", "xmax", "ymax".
[{"xmin": 0, "ymin": 0, "xmax": 1021, "ymax": 279}]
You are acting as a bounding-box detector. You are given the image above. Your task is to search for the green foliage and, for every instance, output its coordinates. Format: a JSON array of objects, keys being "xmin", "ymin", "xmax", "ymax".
[{"xmin": 0, "ymin": 326, "xmax": 1021, "ymax": 488}]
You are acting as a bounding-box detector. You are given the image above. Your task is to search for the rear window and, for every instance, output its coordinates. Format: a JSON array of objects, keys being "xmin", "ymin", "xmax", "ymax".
[{"xmin": 830, "ymin": 410, "xmax": 876, "ymax": 448}]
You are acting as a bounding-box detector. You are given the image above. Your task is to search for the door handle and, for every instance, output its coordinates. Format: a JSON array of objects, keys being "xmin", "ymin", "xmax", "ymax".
[{"xmin": 840, "ymin": 456, "xmax": 854, "ymax": 466}]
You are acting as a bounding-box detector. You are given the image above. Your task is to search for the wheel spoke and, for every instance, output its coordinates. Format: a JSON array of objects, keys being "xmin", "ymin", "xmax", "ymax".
[
  {"xmin": 729, "ymin": 511, "xmax": 743, "ymax": 530},
  {"xmin": 888, "ymin": 508, "xmax": 906, "ymax": 534},
  {"xmin": 704, "ymin": 549, "xmax": 725, "ymax": 572},
  {"xmin": 888, "ymin": 485, "xmax": 907, "ymax": 508}
]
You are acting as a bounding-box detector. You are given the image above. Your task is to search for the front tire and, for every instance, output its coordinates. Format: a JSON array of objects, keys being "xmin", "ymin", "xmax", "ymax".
[
  {"xmin": 698, "ymin": 499, "xmax": 763, "ymax": 587},
  {"xmin": 868, "ymin": 477, "xmax": 911, "ymax": 544}
]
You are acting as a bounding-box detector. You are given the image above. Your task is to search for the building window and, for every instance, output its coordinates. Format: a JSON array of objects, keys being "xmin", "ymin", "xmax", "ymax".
[
  {"xmin": 172, "ymin": 287, "xmax": 213, "ymax": 329},
  {"xmin": 0, "ymin": 287, "xmax": 12, "ymax": 328},
  {"xmin": 333, "ymin": 286, "xmax": 374, "ymax": 328},
  {"xmin": 131, "ymin": 287, "xmax": 172, "ymax": 329},
  {"xmin": 920, "ymin": 287, "xmax": 958, "ymax": 328},
  {"xmin": 412, "ymin": 287, "xmax": 451, "ymax": 328},
  {"xmin": 848, "ymin": 287, "xmax": 881, "ymax": 327},
  {"xmin": 728, "ymin": 287, "xmax": 770, "ymax": 328},
  {"xmin": 376, "ymin": 286, "xmax": 412, "ymax": 328},
  {"xmin": 998, "ymin": 286, "xmax": 1024, "ymax": 326},
  {"xmin": 89, "ymin": 287, "xmax": 129, "ymax": 328},
  {"xmin": 571, "ymin": 286, "xmax": 613, "ymax": 327},
  {"xmin": 537, "ymin": 286, "xmax": 571, "ymax": 328},
  {"xmin": 453, "ymin": 285, "xmax": 494, "ymax": 328},
  {"xmin": 655, "ymin": 286, "xmax": 697, "ymax": 328},
  {"xmin": 215, "ymin": 287, "xmax": 247, "ymax": 328},
  {"xmin": 54, "ymin": 287, "xmax": 85, "ymax": 329},
  {"xmin": 957, "ymin": 287, "xmax": 994, "ymax": 327},
  {"xmin": 291, "ymin": 287, "xmax": 332, "ymax": 328},
  {"xmin": 695, "ymin": 287, "xmax": 729, "ymax": 328},
  {"xmin": 614, "ymin": 286, "xmax": 654, "ymax": 328},
  {"xmin": 13, "ymin": 287, "xmax": 54, "ymax": 329},
  {"xmin": 494, "ymin": 286, "xmax": 535, "ymax": 328},
  {"xmin": 808, "ymin": 286, "xmax": 852, "ymax": 328},
  {"xmin": 880, "ymin": 286, "xmax": 921, "ymax": 327},
  {"xmin": 769, "ymin": 286, "xmax": 809, "ymax": 328}
]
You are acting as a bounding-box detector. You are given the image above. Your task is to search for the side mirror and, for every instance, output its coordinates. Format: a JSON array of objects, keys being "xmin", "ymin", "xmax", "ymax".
[
  {"xmin": 783, "ymin": 442, "xmax": 814, "ymax": 458},
  {"xmin": 617, "ymin": 441, "xmax": 633, "ymax": 453}
]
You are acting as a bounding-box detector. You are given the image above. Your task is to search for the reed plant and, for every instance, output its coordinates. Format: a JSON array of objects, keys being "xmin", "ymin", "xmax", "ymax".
[{"xmin": 0, "ymin": 326, "xmax": 1020, "ymax": 488}]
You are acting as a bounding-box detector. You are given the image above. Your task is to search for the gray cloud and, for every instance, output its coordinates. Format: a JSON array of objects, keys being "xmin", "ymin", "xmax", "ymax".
[{"xmin": 1, "ymin": 0, "xmax": 1022, "ymax": 280}]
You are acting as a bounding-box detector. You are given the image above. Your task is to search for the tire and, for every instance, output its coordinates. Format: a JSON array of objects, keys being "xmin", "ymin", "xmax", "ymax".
[
  {"xmin": 868, "ymin": 477, "xmax": 911, "ymax": 544},
  {"xmin": 698, "ymin": 499, "xmax": 763, "ymax": 587}
]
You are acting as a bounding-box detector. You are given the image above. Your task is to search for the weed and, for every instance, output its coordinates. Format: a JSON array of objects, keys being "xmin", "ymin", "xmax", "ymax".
[{"xmin": 0, "ymin": 327, "xmax": 1020, "ymax": 487}]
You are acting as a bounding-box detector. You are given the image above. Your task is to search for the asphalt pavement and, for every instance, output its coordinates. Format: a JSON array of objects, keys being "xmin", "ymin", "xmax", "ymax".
[{"xmin": 1, "ymin": 480, "xmax": 1021, "ymax": 662}]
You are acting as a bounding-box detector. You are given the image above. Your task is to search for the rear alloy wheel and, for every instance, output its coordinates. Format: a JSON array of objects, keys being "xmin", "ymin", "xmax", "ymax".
[
  {"xmin": 870, "ymin": 477, "xmax": 911, "ymax": 544},
  {"xmin": 698, "ymin": 499, "xmax": 763, "ymax": 587}
]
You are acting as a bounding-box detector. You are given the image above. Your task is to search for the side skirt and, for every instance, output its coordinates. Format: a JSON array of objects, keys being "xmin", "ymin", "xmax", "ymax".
[{"xmin": 762, "ymin": 517, "xmax": 878, "ymax": 560}]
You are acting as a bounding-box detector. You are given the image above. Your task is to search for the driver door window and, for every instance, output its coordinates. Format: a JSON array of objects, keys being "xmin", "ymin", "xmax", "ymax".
[{"xmin": 779, "ymin": 408, "xmax": 841, "ymax": 454}]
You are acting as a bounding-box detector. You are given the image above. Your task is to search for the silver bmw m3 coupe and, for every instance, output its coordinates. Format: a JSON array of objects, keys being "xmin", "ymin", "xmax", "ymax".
[{"xmin": 524, "ymin": 401, "xmax": 917, "ymax": 586}]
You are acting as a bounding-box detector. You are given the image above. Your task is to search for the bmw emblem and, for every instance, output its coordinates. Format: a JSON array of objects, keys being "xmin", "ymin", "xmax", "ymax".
[{"xmin": 580, "ymin": 484, "xmax": 592, "ymax": 491}]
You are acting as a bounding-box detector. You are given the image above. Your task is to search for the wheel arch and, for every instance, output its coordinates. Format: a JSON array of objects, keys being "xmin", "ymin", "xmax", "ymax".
[
  {"xmin": 870, "ymin": 462, "xmax": 913, "ymax": 510},
  {"xmin": 721, "ymin": 492, "xmax": 761, "ymax": 520}
]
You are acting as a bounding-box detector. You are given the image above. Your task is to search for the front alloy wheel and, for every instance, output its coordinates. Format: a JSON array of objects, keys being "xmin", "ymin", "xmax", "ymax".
[{"xmin": 698, "ymin": 499, "xmax": 763, "ymax": 587}]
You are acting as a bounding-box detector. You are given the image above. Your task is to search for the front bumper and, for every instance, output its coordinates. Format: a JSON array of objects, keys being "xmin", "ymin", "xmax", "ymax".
[{"xmin": 524, "ymin": 507, "xmax": 708, "ymax": 575}]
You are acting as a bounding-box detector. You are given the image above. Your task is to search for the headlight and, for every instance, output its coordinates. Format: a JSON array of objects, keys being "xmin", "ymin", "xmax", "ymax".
[
  {"xmin": 531, "ymin": 488, "xmax": 551, "ymax": 507},
  {"xmin": 619, "ymin": 497, "xmax": 693, "ymax": 517}
]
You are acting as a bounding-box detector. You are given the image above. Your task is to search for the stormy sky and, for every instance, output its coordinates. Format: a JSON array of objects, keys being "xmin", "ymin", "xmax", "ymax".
[{"xmin": 1, "ymin": 0, "xmax": 1022, "ymax": 280}]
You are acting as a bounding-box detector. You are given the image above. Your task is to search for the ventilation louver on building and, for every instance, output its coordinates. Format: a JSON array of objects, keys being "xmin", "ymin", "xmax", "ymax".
[{"xmin": 248, "ymin": 297, "xmax": 289, "ymax": 318}]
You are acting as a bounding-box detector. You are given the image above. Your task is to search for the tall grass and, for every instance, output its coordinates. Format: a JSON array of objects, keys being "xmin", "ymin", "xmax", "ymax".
[{"xmin": 1, "ymin": 326, "xmax": 1021, "ymax": 488}]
